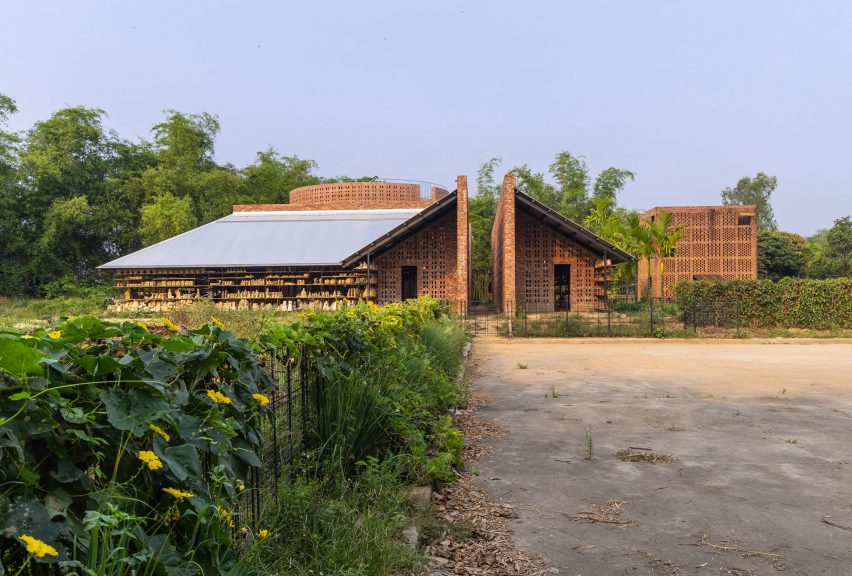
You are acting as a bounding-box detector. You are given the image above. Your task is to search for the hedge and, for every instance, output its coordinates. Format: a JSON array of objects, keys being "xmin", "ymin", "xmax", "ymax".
[{"xmin": 673, "ymin": 278, "xmax": 852, "ymax": 330}]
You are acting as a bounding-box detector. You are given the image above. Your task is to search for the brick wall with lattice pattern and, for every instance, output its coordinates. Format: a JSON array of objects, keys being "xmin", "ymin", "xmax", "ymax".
[
  {"xmin": 373, "ymin": 210, "xmax": 459, "ymax": 303},
  {"xmin": 515, "ymin": 209, "xmax": 598, "ymax": 312},
  {"xmin": 638, "ymin": 205, "xmax": 757, "ymax": 298}
]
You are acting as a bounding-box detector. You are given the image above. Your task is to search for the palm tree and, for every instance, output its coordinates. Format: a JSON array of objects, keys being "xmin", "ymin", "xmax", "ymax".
[
  {"xmin": 583, "ymin": 196, "xmax": 618, "ymax": 237},
  {"xmin": 650, "ymin": 212, "xmax": 686, "ymax": 299},
  {"xmin": 632, "ymin": 219, "xmax": 656, "ymax": 301}
]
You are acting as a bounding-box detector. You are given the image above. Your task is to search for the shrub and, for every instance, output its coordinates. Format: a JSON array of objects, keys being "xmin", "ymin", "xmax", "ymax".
[
  {"xmin": 0, "ymin": 316, "xmax": 275, "ymax": 575},
  {"xmin": 675, "ymin": 278, "xmax": 852, "ymax": 329}
]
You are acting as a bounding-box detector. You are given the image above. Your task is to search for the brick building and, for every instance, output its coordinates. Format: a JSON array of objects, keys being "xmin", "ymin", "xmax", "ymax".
[
  {"xmin": 491, "ymin": 174, "xmax": 633, "ymax": 313},
  {"xmin": 100, "ymin": 179, "xmax": 469, "ymax": 311},
  {"xmin": 637, "ymin": 205, "xmax": 758, "ymax": 299}
]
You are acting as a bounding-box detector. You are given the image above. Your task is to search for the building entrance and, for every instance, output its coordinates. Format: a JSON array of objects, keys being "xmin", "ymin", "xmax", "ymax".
[{"xmin": 554, "ymin": 264, "xmax": 571, "ymax": 311}]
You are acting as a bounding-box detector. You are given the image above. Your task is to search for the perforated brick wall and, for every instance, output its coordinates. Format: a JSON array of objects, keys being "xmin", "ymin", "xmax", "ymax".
[
  {"xmin": 373, "ymin": 210, "xmax": 459, "ymax": 303},
  {"xmin": 514, "ymin": 209, "xmax": 598, "ymax": 312},
  {"xmin": 637, "ymin": 205, "xmax": 758, "ymax": 298}
]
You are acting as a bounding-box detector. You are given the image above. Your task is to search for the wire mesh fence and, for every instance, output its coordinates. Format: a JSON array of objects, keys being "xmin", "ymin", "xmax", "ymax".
[
  {"xmin": 457, "ymin": 298, "xmax": 716, "ymax": 338},
  {"xmin": 231, "ymin": 346, "xmax": 320, "ymax": 549}
]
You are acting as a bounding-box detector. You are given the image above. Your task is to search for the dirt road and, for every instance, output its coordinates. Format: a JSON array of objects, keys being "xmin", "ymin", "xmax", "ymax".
[{"xmin": 470, "ymin": 337, "xmax": 852, "ymax": 575}]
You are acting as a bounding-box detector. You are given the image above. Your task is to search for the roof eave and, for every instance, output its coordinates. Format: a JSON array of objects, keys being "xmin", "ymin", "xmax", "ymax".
[
  {"xmin": 514, "ymin": 191, "xmax": 634, "ymax": 263},
  {"xmin": 341, "ymin": 191, "xmax": 458, "ymax": 266}
]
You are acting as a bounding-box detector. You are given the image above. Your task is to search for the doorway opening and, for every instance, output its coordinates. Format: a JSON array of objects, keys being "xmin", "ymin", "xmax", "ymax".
[
  {"xmin": 554, "ymin": 264, "xmax": 571, "ymax": 311},
  {"xmin": 402, "ymin": 266, "xmax": 418, "ymax": 300}
]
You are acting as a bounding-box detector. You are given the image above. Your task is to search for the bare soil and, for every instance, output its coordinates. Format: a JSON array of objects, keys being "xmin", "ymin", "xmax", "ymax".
[{"xmin": 469, "ymin": 337, "xmax": 852, "ymax": 575}]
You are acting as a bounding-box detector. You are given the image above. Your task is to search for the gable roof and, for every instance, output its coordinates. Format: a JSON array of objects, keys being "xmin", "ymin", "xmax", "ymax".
[
  {"xmin": 341, "ymin": 191, "xmax": 458, "ymax": 266},
  {"xmin": 98, "ymin": 208, "xmax": 423, "ymax": 269},
  {"xmin": 514, "ymin": 190, "xmax": 634, "ymax": 263}
]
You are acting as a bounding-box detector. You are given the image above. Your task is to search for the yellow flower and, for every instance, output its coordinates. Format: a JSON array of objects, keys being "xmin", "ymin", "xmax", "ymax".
[
  {"xmin": 163, "ymin": 487, "xmax": 193, "ymax": 500},
  {"xmin": 47, "ymin": 331, "xmax": 61, "ymax": 340},
  {"xmin": 148, "ymin": 423, "xmax": 171, "ymax": 442},
  {"xmin": 207, "ymin": 389, "xmax": 231, "ymax": 405},
  {"xmin": 217, "ymin": 506, "xmax": 231, "ymax": 520},
  {"xmin": 229, "ymin": 519, "xmax": 236, "ymax": 528},
  {"xmin": 211, "ymin": 317, "xmax": 224, "ymax": 328},
  {"xmin": 161, "ymin": 317, "xmax": 181, "ymax": 332},
  {"xmin": 236, "ymin": 480, "xmax": 246, "ymax": 492},
  {"xmin": 252, "ymin": 393, "xmax": 270, "ymax": 407},
  {"xmin": 138, "ymin": 451, "xmax": 163, "ymax": 471},
  {"xmin": 136, "ymin": 321, "xmax": 149, "ymax": 332},
  {"xmin": 19, "ymin": 534, "xmax": 59, "ymax": 558},
  {"xmin": 258, "ymin": 529, "xmax": 269, "ymax": 539},
  {"xmin": 81, "ymin": 342, "xmax": 91, "ymax": 349}
]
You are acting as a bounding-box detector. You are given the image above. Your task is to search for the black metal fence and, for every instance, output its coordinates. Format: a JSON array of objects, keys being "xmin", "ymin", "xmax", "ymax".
[
  {"xmin": 456, "ymin": 298, "xmax": 722, "ymax": 338},
  {"xmin": 232, "ymin": 346, "xmax": 321, "ymax": 548}
]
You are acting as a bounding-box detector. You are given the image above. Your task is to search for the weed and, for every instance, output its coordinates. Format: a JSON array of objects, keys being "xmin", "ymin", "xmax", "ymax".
[
  {"xmin": 733, "ymin": 410, "xmax": 741, "ymax": 416},
  {"xmin": 584, "ymin": 426, "xmax": 594, "ymax": 460},
  {"xmin": 785, "ymin": 438, "xmax": 798, "ymax": 445},
  {"xmin": 550, "ymin": 384, "xmax": 559, "ymax": 398},
  {"xmin": 517, "ymin": 362, "xmax": 528, "ymax": 369}
]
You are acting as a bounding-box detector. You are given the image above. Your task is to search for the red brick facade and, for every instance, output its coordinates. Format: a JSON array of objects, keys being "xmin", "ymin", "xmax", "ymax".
[
  {"xmin": 514, "ymin": 210, "xmax": 598, "ymax": 311},
  {"xmin": 234, "ymin": 182, "xmax": 450, "ymax": 212},
  {"xmin": 373, "ymin": 178, "xmax": 470, "ymax": 309},
  {"xmin": 491, "ymin": 173, "xmax": 601, "ymax": 313},
  {"xmin": 491, "ymin": 174, "xmax": 516, "ymax": 310},
  {"xmin": 637, "ymin": 205, "xmax": 758, "ymax": 298}
]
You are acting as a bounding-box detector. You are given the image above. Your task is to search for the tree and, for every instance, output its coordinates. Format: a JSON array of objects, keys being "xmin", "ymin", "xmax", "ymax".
[
  {"xmin": 634, "ymin": 220, "xmax": 656, "ymax": 300},
  {"xmin": 757, "ymin": 231, "xmax": 806, "ymax": 280},
  {"xmin": 511, "ymin": 164, "xmax": 557, "ymax": 208},
  {"xmin": 548, "ymin": 152, "xmax": 589, "ymax": 220},
  {"xmin": 469, "ymin": 158, "xmax": 501, "ymax": 300},
  {"xmin": 825, "ymin": 216, "xmax": 852, "ymax": 277},
  {"xmin": 593, "ymin": 167, "xmax": 635, "ymax": 202},
  {"xmin": 475, "ymin": 157, "xmax": 501, "ymax": 202},
  {"xmin": 140, "ymin": 193, "xmax": 197, "ymax": 246},
  {"xmin": 721, "ymin": 172, "xmax": 778, "ymax": 231},
  {"xmin": 241, "ymin": 148, "xmax": 320, "ymax": 205},
  {"xmin": 13, "ymin": 106, "xmax": 122, "ymax": 291},
  {"xmin": 650, "ymin": 212, "xmax": 686, "ymax": 298}
]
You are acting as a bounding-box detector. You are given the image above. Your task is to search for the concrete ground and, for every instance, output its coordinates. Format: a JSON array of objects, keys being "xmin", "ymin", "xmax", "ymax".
[{"xmin": 470, "ymin": 337, "xmax": 852, "ymax": 576}]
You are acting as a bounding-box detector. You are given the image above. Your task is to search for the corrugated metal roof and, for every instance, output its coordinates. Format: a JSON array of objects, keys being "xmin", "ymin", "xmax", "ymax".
[{"xmin": 98, "ymin": 209, "xmax": 423, "ymax": 269}]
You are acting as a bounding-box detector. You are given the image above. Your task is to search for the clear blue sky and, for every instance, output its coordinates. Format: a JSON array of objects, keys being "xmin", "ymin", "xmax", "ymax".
[{"xmin": 4, "ymin": 1, "xmax": 851, "ymax": 235}]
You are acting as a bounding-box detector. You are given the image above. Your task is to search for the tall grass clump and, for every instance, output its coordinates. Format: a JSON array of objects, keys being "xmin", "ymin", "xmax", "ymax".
[
  {"xmin": 421, "ymin": 316, "xmax": 467, "ymax": 378},
  {"xmin": 245, "ymin": 457, "xmax": 423, "ymax": 576}
]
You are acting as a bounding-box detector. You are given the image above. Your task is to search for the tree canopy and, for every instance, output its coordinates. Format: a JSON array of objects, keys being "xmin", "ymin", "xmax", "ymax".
[
  {"xmin": 0, "ymin": 95, "xmax": 372, "ymax": 297},
  {"xmin": 721, "ymin": 172, "xmax": 778, "ymax": 231}
]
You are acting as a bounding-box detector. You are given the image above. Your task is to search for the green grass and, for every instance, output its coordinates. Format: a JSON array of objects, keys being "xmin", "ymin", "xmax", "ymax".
[{"xmin": 243, "ymin": 458, "xmax": 424, "ymax": 576}]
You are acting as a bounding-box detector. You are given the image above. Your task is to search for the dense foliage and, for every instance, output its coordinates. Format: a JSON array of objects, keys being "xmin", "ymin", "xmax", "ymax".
[
  {"xmin": 468, "ymin": 154, "xmax": 636, "ymax": 300},
  {"xmin": 1, "ymin": 298, "xmax": 467, "ymax": 575},
  {"xmin": 674, "ymin": 278, "xmax": 852, "ymax": 329},
  {"xmin": 721, "ymin": 172, "xmax": 778, "ymax": 231},
  {"xmin": 0, "ymin": 317, "xmax": 275, "ymax": 575},
  {"xmin": 0, "ymin": 94, "xmax": 377, "ymax": 297}
]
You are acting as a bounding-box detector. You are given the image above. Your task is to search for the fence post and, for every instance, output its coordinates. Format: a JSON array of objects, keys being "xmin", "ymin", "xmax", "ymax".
[
  {"xmin": 736, "ymin": 293, "xmax": 741, "ymax": 334},
  {"xmin": 649, "ymin": 297, "xmax": 655, "ymax": 336},
  {"xmin": 692, "ymin": 297, "xmax": 698, "ymax": 336}
]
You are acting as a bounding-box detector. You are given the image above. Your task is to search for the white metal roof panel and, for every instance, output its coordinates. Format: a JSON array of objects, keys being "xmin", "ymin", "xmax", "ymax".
[{"xmin": 99, "ymin": 209, "xmax": 423, "ymax": 269}]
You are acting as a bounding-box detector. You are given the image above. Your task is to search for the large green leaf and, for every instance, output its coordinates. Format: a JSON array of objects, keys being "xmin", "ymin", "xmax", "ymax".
[
  {"xmin": 100, "ymin": 388, "xmax": 169, "ymax": 436},
  {"xmin": 161, "ymin": 444, "xmax": 201, "ymax": 482},
  {"xmin": 0, "ymin": 339, "xmax": 44, "ymax": 379}
]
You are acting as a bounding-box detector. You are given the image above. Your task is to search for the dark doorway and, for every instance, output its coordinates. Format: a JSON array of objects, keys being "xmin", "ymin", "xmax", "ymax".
[
  {"xmin": 554, "ymin": 264, "xmax": 571, "ymax": 311},
  {"xmin": 402, "ymin": 266, "xmax": 418, "ymax": 300}
]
